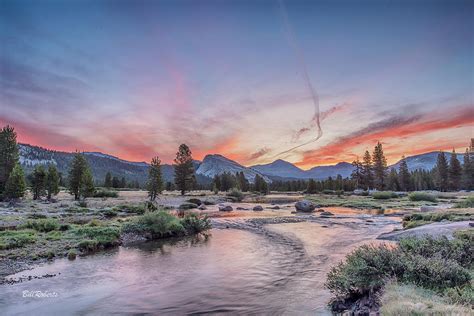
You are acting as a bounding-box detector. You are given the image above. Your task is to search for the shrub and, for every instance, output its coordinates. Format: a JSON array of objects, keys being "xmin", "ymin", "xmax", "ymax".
[
  {"xmin": 444, "ymin": 285, "xmax": 474, "ymax": 306},
  {"xmin": 21, "ymin": 218, "xmax": 60, "ymax": 232},
  {"xmin": 408, "ymin": 192, "xmax": 437, "ymax": 202},
  {"xmin": 102, "ymin": 209, "xmax": 118, "ymax": 217},
  {"xmin": 113, "ymin": 204, "xmax": 146, "ymax": 214},
  {"xmin": 181, "ymin": 213, "xmax": 211, "ymax": 234},
  {"xmin": 322, "ymin": 189, "xmax": 335, "ymax": 195},
  {"xmin": 0, "ymin": 230, "xmax": 37, "ymax": 250},
  {"xmin": 122, "ymin": 211, "xmax": 185, "ymax": 238},
  {"xmin": 325, "ymin": 244, "xmax": 405, "ymax": 298},
  {"xmin": 186, "ymin": 198, "xmax": 202, "ymax": 205},
  {"xmin": 402, "ymin": 255, "xmax": 470, "ymax": 290},
  {"xmin": 77, "ymin": 201, "xmax": 88, "ymax": 208},
  {"xmin": 93, "ymin": 189, "xmax": 119, "ymax": 198},
  {"xmin": 76, "ymin": 239, "xmax": 99, "ymax": 252},
  {"xmin": 455, "ymin": 196, "xmax": 474, "ymax": 208},
  {"xmin": 372, "ymin": 191, "xmax": 397, "ymax": 200},
  {"xmin": 227, "ymin": 189, "xmax": 244, "ymax": 202}
]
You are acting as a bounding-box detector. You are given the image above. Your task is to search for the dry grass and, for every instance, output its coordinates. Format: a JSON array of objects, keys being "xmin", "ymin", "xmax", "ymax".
[{"xmin": 380, "ymin": 282, "xmax": 473, "ymax": 316}]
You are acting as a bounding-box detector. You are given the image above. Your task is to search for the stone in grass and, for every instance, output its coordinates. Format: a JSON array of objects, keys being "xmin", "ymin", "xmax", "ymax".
[
  {"xmin": 253, "ymin": 205, "xmax": 264, "ymax": 211},
  {"xmin": 179, "ymin": 203, "xmax": 198, "ymax": 210},
  {"xmin": 294, "ymin": 200, "xmax": 317, "ymax": 212},
  {"xmin": 219, "ymin": 205, "xmax": 233, "ymax": 212}
]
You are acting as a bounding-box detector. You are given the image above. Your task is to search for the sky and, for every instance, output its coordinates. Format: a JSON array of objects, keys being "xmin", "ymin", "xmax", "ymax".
[{"xmin": 1, "ymin": 0, "xmax": 473, "ymax": 169}]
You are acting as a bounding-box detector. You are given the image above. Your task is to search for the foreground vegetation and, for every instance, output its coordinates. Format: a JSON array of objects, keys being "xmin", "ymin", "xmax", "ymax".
[{"xmin": 326, "ymin": 230, "xmax": 474, "ymax": 313}]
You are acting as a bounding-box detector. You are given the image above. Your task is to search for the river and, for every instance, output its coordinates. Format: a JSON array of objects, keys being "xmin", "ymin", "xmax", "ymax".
[{"xmin": 0, "ymin": 207, "xmax": 399, "ymax": 315}]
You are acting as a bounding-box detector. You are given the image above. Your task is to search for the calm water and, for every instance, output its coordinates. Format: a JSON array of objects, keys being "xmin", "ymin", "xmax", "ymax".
[{"xmin": 0, "ymin": 210, "xmax": 399, "ymax": 315}]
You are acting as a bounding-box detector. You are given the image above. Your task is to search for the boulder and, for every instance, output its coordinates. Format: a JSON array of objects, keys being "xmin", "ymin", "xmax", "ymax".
[
  {"xmin": 236, "ymin": 207, "xmax": 248, "ymax": 210},
  {"xmin": 198, "ymin": 204, "xmax": 207, "ymax": 210},
  {"xmin": 178, "ymin": 203, "xmax": 198, "ymax": 210},
  {"xmin": 253, "ymin": 205, "xmax": 264, "ymax": 211},
  {"xmin": 219, "ymin": 205, "xmax": 233, "ymax": 212},
  {"xmin": 294, "ymin": 200, "xmax": 316, "ymax": 212},
  {"xmin": 187, "ymin": 198, "xmax": 202, "ymax": 205},
  {"xmin": 269, "ymin": 205, "xmax": 280, "ymax": 210},
  {"xmin": 315, "ymin": 209, "xmax": 325, "ymax": 213}
]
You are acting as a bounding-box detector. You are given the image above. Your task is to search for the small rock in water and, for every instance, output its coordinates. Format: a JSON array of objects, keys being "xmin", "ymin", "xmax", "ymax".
[
  {"xmin": 236, "ymin": 207, "xmax": 248, "ymax": 210},
  {"xmin": 219, "ymin": 205, "xmax": 233, "ymax": 212},
  {"xmin": 320, "ymin": 211, "xmax": 334, "ymax": 216},
  {"xmin": 253, "ymin": 205, "xmax": 264, "ymax": 211},
  {"xmin": 179, "ymin": 203, "xmax": 198, "ymax": 210},
  {"xmin": 198, "ymin": 204, "xmax": 207, "ymax": 210},
  {"xmin": 294, "ymin": 200, "xmax": 317, "ymax": 212},
  {"xmin": 269, "ymin": 205, "xmax": 280, "ymax": 210},
  {"xmin": 315, "ymin": 209, "xmax": 325, "ymax": 212}
]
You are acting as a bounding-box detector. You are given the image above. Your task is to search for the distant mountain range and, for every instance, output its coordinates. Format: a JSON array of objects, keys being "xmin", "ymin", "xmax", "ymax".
[{"xmin": 18, "ymin": 143, "xmax": 464, "ymax": 185}]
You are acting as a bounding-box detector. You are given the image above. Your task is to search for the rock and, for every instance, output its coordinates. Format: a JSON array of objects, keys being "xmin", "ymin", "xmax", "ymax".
[
  {"xmin": 198, "ymin": 204, "xmax": 207, "ymax": 210},
  {"xmin": 187, "ymin": 198, "xmax": 202, "ymax": 205},
  {"xmin": 219, "ymin": 205, "xmax": 233, "ymax": 212},
  {"xmin": 236, "ymin": 207, "xmax": 248, "ymax": 210},
  {"xmin": 320, "ymin": 211, "xmax": 334, "ymax": 216},
  {"xmin": 295, "ymin": 200, "xmax": 316, "ymax": 212},
  {"xmin": 378, "ymin": 221, "xmax": 472, "ymax": 241},
  {"xmin": 269, "ymin": 206, "xmax": 280, "ymax": 210},
  {"xmin": 203, "ymin": 200, "xmax": 215, "ymax": 205},
  {"xmin": 315, "ymin": 209, "xmax": 325, "ymax": 212},
  {"xmin": 253, "ymin": 205, "xmax": 264, "ymax": 211},
  {"xmin": 178, "ymin": 203, "xmax": 198, "ymax": 210}
]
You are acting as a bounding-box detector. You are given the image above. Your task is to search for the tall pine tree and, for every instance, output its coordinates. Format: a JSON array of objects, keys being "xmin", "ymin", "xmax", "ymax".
[
  {"xmin": 462, "ymin": 145, "xmax": 474, "ymax": 190},
  {"xmin": 147, "ymin": 156, "xmax": 164, "ymax": 201},
  {"xmin": 434, "ymin": 151, "xmax": 449, "ymax": 191},
  {"xmin": 0, "ymin": 125, "xmax": 19, "ymax": 199},
  {"xmin": 372, "ymin": 142, "xmax": 388, "ymax": 190},
  {"xmin": 448, "ymin": 150, "xmax": 462, "ymax": 191},
  {"xmin": 398, "ymin": 157, "xmax": 411, "ymax": 191},
  {"xmin": 173, "ymin": 144, "xmax": 195, "ymax": 195},
  {"xmin": 351, "ymin": 158, "xmax": 363, "ymax": 189},
  {"xmin": 361, "ymin": 150, "xmax": 373, "ymax": 190},
  {"xmin": 31, "ymin": 165, "xmax": 47, "ymax": 200},
  {"xmin": 68, "ymin": 152, "xmax": 95, "ymax": 200},
  {"xmin": 104, "ymin": 172, "xmax": 112, "ymax": 188},
  {"xmin": 46, "ymin": 165, "xmax": 60, "ymax": 200}
]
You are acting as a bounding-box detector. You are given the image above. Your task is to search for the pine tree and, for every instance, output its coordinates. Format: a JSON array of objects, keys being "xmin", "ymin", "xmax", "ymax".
[
  {"xmin": 104, "ymin": 172, "xmax": 112, "ymax": 188},
  {"xmin": 372, "ymin": 142, "xmax": 388, "ymax": 190},
  {"xmin": 0, "ymin": 125, "xmax": 19, "ymax": 199},
  {"xmin": 68, "ymin": 152, "xmax": 95, "ymax": 200},
  {"xmin": 434, "ymin": 151, "xmax": 449, "ymax": 191},
  {"xmin": 4, "ymin": 163, "xmax": 26, "ymax": 200},
  {"xmin": 361, "ymin": 150, "xmax": 373, "ymax": 190},
  {"xmin": 112, "ymin": 176, "xmax": 120, "ymax": 188},
  {"xmin": 253, "ymin": 174, "xmax": 268, "ymax": 194},
  {"xmin": 31, "ymin": 165, "xmax": 47, "ymax": 200},
  {"xmin": 80, "ymin": 168, "xmax": 95, "ymax": 198},
  {"xmin": 147, "ymin": 156, "xmax": 164, "ymax": 201},
  {"xmin": 448, "ymin": 150, "xmax": 462, "ymax": 191},
  {"xmin": 237, "ymin": 171, "xmax": 249, "ymax": 192},
  {"xmin": 213, "ymin": 175, "xmax": 221, "ymax": 192},
  {"xmin": 387, "ymin": 168, "xmax": 399, "ymax": 191},
  {"xmin": 351, "ymin": 158, "xmax": 363, "ymax": 189},
  {"xmin": 46, "ymin": 165, "xmax": 60, "ymax": 200},
  {"xmin": 173, "ymin": 144, "xmax": 195, "ymax": 195},
  {"xmin": 398, "ymin": 157, "xmax": 411, "ymax": 191},
  {"xmin": 306, "ymin": 179, "xmax": 317, "ymax": 194},
  {"xmin": 120, "ymin": 177, "xmax": 126, "ymax": 188},
  {"xmin": 462, "ymin": 145, "xmax": 474, "ymax": 190}
]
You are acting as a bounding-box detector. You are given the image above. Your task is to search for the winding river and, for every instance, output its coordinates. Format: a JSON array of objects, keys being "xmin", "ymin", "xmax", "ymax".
[{"xmin": 0, "ymin": 207, "xmax": 399, "ymax": 315}]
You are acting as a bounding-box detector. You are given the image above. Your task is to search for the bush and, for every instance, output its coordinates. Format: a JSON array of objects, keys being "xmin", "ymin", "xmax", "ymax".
[
  {"xmin": 77, "ymin": 201, "xmax": 88, "ymax": 208},
  {"xmin": 21, "ymin": 218, "xmax": 60, "ymax": 232},
  {"xmin": 399, "ymin": 235, "xmax": 473, "ymax": 268},
  {"xmin": 122, "ymin": 211, "xmax": 185, "ymax": 238},
  {"xmin": 326, "ymin": 233, "xmax": 473, "ymax": 306},
  {"xmin": 372, "ymin": 191, "xmax": 397, "ymax": 200},
  {"xmin": 113, "ymin": 204, "xmax": 146, "ymax": 214},
  {"xmin": 227, "ymin": 188, "xmax": 244, "ymax": 202},
  {"xmin": 93, "ymin": 189, "xmax": 119, "ymax": 198},
  {"xmin": 326, "ymin": 244, "xmax": 405, "ymax": 298},
  {"xmin": 0, "ymin": 230, "xmax": 37, "ymax": 250},
  {"xmin": 186, "ymin": 198, "xmax": 202, "ymax": 205},
  {"xmin": 322, "ymin": 189, "xmax": 335, "ymax": 195},
  {"xmin": 408, "ymin": 192, "xmax": 437, "ymax": 202},
  {"xmin": 402, "ymin": 255, "xmax": 470, "ymax": 290},
  {"xmin": 181, "ymin": 213, "xmax": 211, "ymax": 234},
  {"xmin": 444, "ymin": 285, "xmax": 474, "ymax": 306},
  {"xmin": 67, "ymin": 249, "xmax": 77, "ymax": 260},
  {"xmin": 76, "ymin": 239, "xmax": 99, "ymax": 252},
  {"xmin": 455, "ymin": 196, "xmax": 474, "ymax": 208}
]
